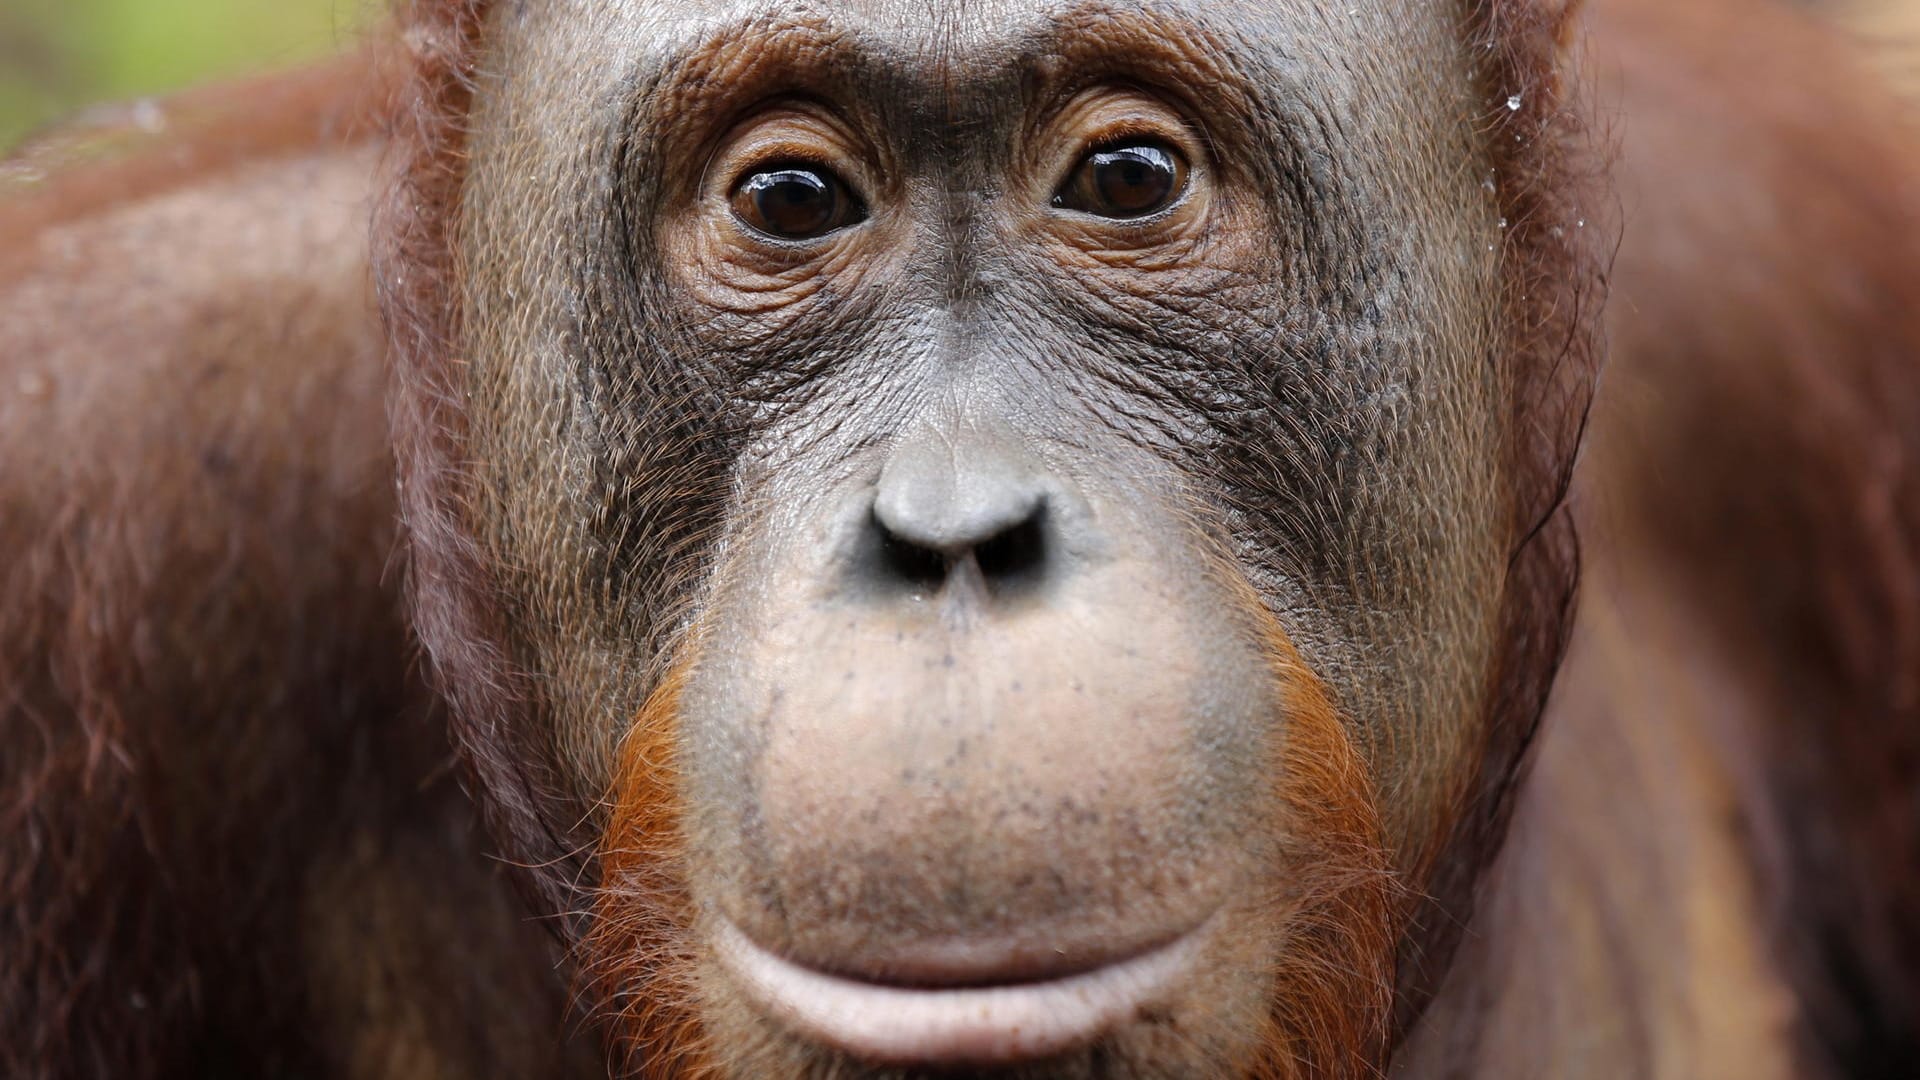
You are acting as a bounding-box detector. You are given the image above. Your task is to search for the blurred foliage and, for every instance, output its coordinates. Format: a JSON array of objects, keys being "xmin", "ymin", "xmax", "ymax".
[{"xmin": 0, "ymin": 0, "xmax": 369, "ymax": 148}]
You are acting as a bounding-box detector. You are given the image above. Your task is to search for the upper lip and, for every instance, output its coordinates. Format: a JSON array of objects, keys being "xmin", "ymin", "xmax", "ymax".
[{"xmin": 711, "ymin": 912, "xmax": 1217, "ymax": 1066}]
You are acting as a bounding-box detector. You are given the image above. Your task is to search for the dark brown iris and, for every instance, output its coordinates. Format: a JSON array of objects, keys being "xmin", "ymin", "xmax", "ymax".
[
  {"xmin": 731, "ymin": 165, "xmax": 862, "ymax": 241},
  {"xmin": 1055, "ymin": 141, "xmax": 1187, "ymax": 219}
]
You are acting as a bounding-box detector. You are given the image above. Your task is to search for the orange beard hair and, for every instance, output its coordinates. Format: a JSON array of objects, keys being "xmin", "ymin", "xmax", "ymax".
[
  {"xmin": 1249, "ymin": 614, "xmax": 1401, "ymax": 1079},
  {"xmin": 584, "ymin": 654, "xmax": 715, "ymax": 1079},
  {"xmin": 585, "ymin": 601, "xmax": 1399, "ymax": 1080}
]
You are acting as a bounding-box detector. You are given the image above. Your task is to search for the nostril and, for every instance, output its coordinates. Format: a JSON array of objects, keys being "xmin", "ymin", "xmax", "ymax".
[
  {"xmin": 868, "ymin": 500, "xmax": 1051, "ymax": 595},
  {"xmin": 974, "ymin": 506, "xmax": 1047, "ymax": 586},
  {"xmin": 879, "ymin": 522, "xmax": 951, "ymax": 588}
]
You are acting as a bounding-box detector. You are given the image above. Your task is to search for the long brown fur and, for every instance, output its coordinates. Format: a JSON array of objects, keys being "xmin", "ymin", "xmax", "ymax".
[
  {"xmin": 1, "ymin": 38, "xmax": 587, "ymax": 1080},
  {"xmin": 1587, "ymin": 0, "xmax": 1920, "ymax": 1067}
]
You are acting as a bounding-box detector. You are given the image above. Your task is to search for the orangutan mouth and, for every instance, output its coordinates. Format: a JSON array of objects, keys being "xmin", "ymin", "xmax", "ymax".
[{"xmin": 712, "ymin": 913, "xmax": 1217, "ymax": 1066}]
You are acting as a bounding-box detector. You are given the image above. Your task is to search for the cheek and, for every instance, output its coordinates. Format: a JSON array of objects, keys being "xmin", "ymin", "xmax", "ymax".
[
  {"xmin": 1336, "ymin": 351, "xmax": 1508, "ymax": 865},
  {"xmin": 667, "ymin": 220, "xmax": 833, "ymax": 324},
  {"xmin": 1039, "ymin": 197, "xmax": 1269, "ymax": 306},
  {"xmin": 659, "ymin": 212, "xmax": 908, "ymax": 339}
]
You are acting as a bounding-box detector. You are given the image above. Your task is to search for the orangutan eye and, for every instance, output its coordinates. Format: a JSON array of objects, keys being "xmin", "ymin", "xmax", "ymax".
[
  {"xmin": 1054, "ymin": 140, "xmax": 1188, "ymax": 219},
  {"xmin": 730, "ymin": 165, "xmax": 865, "ymax": 240}
]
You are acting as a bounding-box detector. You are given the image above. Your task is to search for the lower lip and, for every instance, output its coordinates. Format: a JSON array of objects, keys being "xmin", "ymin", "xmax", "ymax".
[{"xmin": 712, "ymin": 916, "xmax": 1212, "ymax": 1066}]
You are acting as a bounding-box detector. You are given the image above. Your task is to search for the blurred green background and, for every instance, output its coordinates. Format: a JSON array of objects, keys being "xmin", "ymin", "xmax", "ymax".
[{"xmin": 0, "ymin": 0, "xmax": 369, "ymax": 148}]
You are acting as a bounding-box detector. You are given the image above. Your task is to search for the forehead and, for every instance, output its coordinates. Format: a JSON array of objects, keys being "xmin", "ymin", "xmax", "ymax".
[
  {"xmin": 594, "ymin": 0, "xmax": 1256, "ymax": 51},
  {"xmin": 502, "ymin": 0, "xmax": 1465, "ymax": 107}
]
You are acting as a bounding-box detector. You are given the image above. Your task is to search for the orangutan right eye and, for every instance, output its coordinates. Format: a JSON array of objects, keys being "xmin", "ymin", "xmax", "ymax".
[
  {"xmin": 1053, "ymin": 140, "xmax": 1189, "ymax": 220},
  {"xmin": 730, "ymin": 165, "xmax": 866, "ymax": 241}
]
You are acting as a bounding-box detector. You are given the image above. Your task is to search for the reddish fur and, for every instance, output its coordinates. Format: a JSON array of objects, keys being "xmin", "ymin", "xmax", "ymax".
[
  {"xmin": 585, "ymin": 655, "xmax": 716, "ymax": 1079},
  {"xmin": 2, "ymin": 39, "xmax": 583, "ymax": 1078},
  {"xmin": 0, "ymin": 51, "xmax": 393, "ymax": 280},
  {"xmin": 1251, "ymin": 622, "xmax": 1399, "ymax": 1079},
  {"xmin": 1, "ymin": 52, "xmax": 411, "ymax": 1074},
  {"xmin": 1403, "ymin": 4, "xmax": 1920, "ymax": 1072},
  {"xmin": 2, "ymin": 0, "xmax": 1915, "ymax": 1076},
  {"xmin": 1589, "ymin": 0, "xmax": 1920, "ymax": 1065}
]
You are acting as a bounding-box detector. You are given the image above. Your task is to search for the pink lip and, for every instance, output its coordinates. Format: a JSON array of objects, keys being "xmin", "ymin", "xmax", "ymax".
[{"xmin": 712, "ymin": 916, "xmax": 1213, "ymax": 1066}]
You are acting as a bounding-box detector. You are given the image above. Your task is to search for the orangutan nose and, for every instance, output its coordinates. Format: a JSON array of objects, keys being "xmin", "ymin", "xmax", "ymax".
[{"xmin": 868, "ymin": 418, "xmax": 1053, "ymax": 593}]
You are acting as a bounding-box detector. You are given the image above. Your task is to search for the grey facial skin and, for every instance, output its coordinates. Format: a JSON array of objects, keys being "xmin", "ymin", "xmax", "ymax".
[{"xmin": 454, "ymin": 0, "xmax": 1508, "ymax": 1074}]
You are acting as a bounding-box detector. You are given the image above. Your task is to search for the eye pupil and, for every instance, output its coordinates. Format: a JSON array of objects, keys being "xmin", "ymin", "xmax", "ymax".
[
  {"xmin": 1059, "ymin": 142, "xmax": 1186, "ymax": 219},
  {"xmin": 734, "ymin": 167, "xmax": 858, "ymax": 240}
]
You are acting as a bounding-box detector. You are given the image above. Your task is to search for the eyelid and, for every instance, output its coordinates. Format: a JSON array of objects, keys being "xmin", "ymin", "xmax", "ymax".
[
  {"xmin": 1078, "ymin": 119, "xmax": 1195, "ymax": 163},
  {"xmin": 730, "ymin": 160, "xmax": 837, "ymax": 194},
  {"xmin": 1085, "ymin": 123, "xmax": 1185, "ymax": 151},
  {"xmin": 706, "ymin": 100, "xmax": 876, "ymax": 203},
  {"xmin": 1035, "ymin": 88, "xmax": 1207, "ymax": 199}
]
